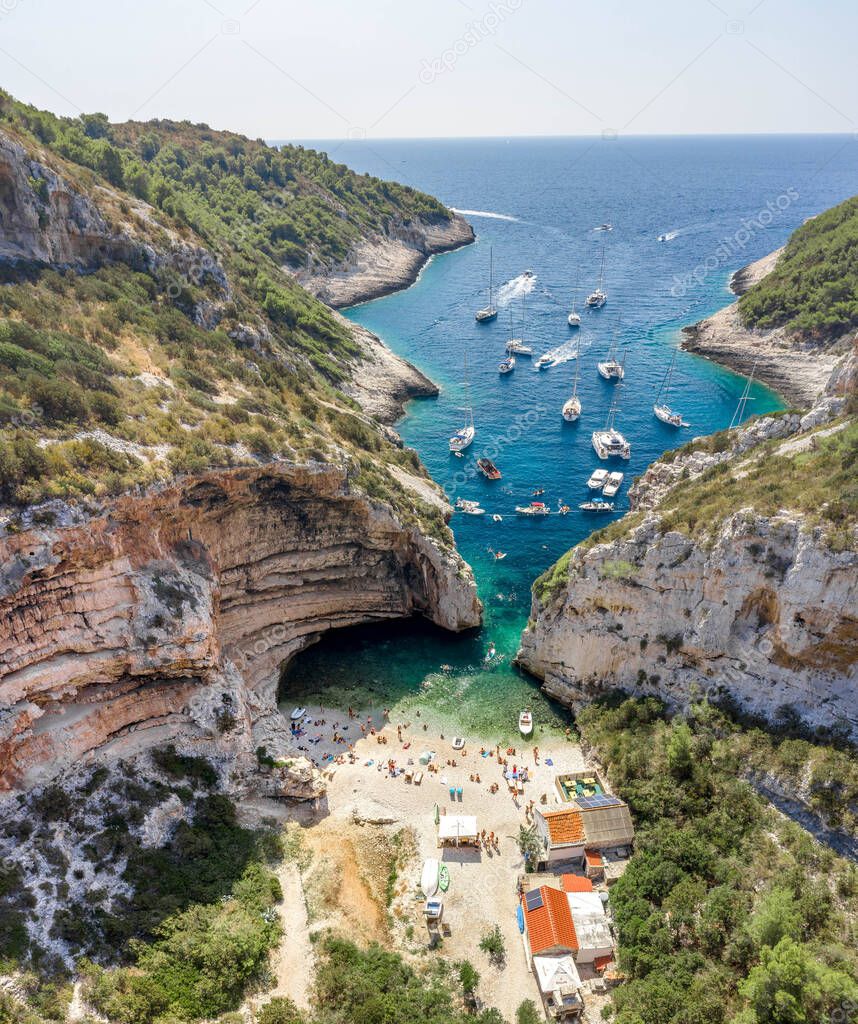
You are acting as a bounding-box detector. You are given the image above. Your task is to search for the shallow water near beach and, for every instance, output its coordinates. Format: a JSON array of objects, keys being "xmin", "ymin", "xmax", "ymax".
[{"xmin": 280, "ymin": 135, "xmax": 858, "ymax": 739}]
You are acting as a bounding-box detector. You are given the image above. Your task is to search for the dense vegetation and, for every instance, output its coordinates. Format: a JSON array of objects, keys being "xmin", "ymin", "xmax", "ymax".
[
  {"xmin": 576, "ymin": 695, "xmax": 858, "ymax": 1024},
  {"xmin": 739, "ymin": 194, "xmax": 858, "ymax": 340}
]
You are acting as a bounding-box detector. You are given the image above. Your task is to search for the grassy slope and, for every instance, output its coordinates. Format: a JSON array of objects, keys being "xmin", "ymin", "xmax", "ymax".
[
  {"xmin": 739, "ymin": 194, "xmax": 858, "ymax": 340},
  {"xmin": 0, "ymin": 92, "xmax": 452, "ymax": 541}
]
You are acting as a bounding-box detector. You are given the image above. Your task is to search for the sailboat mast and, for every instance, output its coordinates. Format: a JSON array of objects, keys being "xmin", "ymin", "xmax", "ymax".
[
  {"xmin": 598, "ymin": 241, "xmax": 606, "ymax": 290},
  {"xmin": 729, "ymin": 358, "xmax": 757, "ymax": 430},
  {"xmin": 488, "ymin": 247, "xmax": 494, "ymax": 309}
]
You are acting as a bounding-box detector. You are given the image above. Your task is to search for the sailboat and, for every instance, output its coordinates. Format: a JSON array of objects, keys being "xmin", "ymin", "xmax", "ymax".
[
  {"xmin": 568, "ymin": 270, "xmax": 581, "ymax": 327},
  {"xmin": 653, "ymin": 350, "xmax": 689, "ymax": 427},
  {"xmin": 729, "ymin": 358, "xmax": 758, "ymax": 430},
  {"xmin": 475, "ymin": 246, "xmax": 498, "ymax": 322},
  {"xmin": 586, "ymin": 241, "xmax": 608, "ymax": 308},
  {"xmin": 449, "ymin": 356, "xmax": 475, "ymax": 452},
  {"xmin": 597, "ymin": 332, "xmax": 624, "ymax": 381},
  {"xmin": 592, "ymin": 391, "xmax": 631, "ymax": 459},
  {"xmin": 562, "ymin": 338, "xmax": 582, "ymax": 421},
  {"xmin": 505, "ymin": 306, "xmax": 532, "ymax": 355}
]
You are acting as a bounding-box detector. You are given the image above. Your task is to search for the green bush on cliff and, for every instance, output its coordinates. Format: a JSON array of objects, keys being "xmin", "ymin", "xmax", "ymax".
[{"xmin": 739, "ymin": 194, "xmax": 858, "ymax": 340}]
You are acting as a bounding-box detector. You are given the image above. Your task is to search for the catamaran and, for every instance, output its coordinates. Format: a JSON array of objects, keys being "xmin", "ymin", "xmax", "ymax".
[
  {"xmin": 592, "ymin": 393, "xmax": 631, "ymax": 460},
  {"xmin": 568, "ymin": 270, "xmax": 581, "ymax": 327},
  {"xmin": 475, "ymin": 246, "xmax": 498, "ymax": 322},
  {"xmin": 597, "ymin": 333, "xmax": 624, "ymax": 380},
  {"xmin": 562, "ymin": 339, "xmax": 582, "ymax": 421},
  {"xmin": 586, "ymin": 240, "xmax": 608, "ymax": 308},
  {"xmin": 449, "ymin": 357, "xmax": 475, "ymax": 452},
  {"xmin": 602, "ymin": 471, "xmax": 624, "ymax": 497},
  {"xmin": 653, "ymin": 350, "xmax": 688, "ymax": 427}
]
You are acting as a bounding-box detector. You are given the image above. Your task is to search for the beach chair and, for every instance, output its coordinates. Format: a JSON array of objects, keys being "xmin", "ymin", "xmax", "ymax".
[{"xmin": 456, "ymin": 786, "xmax": 463, "ymax": 801}]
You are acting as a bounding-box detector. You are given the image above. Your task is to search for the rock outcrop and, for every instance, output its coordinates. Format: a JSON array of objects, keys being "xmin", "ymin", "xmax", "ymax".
[
  {"xmin": 518, "ymin": 352, "xmax": 858, "ymax": 740},
  {"xmin": 293, "ymin": 214, "xmax": 474, "ymax": 308},
  {"xmin": 0, "ymin": 462, "xmax": 480, "ymax": 795}
]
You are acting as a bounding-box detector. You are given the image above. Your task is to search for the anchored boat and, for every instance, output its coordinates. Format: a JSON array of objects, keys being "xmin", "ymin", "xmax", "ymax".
[
  {"xmin": 477, "ymin": 457, "xmax": 502, "ymax": 480},
  {"xmin": 475, "ymin": 246, "xmax": 498, "ymax": 322},
  {"xmin": 597, "ymin": 331, "xmax": 625, "ymax": 380},
  {"xmin": 515, "ymin": 501, "xmax": 550, "ymax": 516},
  {"xmin": 579, "ymin": 500, "xmax": 614, "ymax": 512},
  {"xmin": 519, "ymin": 710, "xmax": 533, "ymax": 737},
  {"xmin": 586, "ymin": 239, "xmax": 608, "ymax": 308},
  {"xmin": 562, "ymin": 338, "xmax": 582, "ymax": 421},
  {"xmin": 653, "ymin": 350, "xmax": 688, "ymax": 427},
  {"xmin": 602, "ymin": 471, "xmax": 624, "ymax": 497},
  {"xmin": 587, "ymin": 468, "xmax": 609, "ymax": 490},
  {"xmin": 592, "ymin": 393, "xmax": 631, "ymax": 460}
]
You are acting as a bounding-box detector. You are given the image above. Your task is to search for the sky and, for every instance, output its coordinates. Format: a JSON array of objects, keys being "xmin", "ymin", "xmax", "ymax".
[{"xmin": 0, "ymin": 0, "xmax": 856, "ymax": 140}]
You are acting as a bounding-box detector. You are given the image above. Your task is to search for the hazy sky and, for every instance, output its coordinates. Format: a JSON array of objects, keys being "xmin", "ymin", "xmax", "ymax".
[{"xmin": 1, "ymin": 0, "xmax": 856, "ymax": 139}]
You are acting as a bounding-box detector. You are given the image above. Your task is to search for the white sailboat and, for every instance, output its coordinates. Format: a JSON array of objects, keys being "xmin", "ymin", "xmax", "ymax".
[
  {"xmin": 586, "ymin": 241, "xmax": 608, "ymax": 308},
  {"xmin": 475, "ymin": 246, "xmax": 498, "ymax": 322},
  {"xmin": 597, "ymin": 334, "xmax": 625, "ymax": 381},
  {"xmin": 562, "ymin": 338, "xmax": 582, "ymax": 421},
  {"xmin": 568, "ymin": 270, "xmax": 581, "ymax": 327},
  {"xmin": 653, "ymin": 350, "xmax": 688, "ymax": 427},
  {"xmin": 449, "ymin": 356, "xmax": 475, "ymax": 452},
  {"xmin": 592, "ymin": 392, "xmax": 631, "ymax": 460},
  {"xmin": 729, "ymin": 358, "xmax": 758, "ymax": 429}
]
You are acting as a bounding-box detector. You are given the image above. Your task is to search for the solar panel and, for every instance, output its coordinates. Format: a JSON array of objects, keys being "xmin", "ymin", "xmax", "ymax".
[
  {"xmin": 576, "ymin": 794, "xmax": 622, "ymax": 810},
  {"xmin": 525, "ymin": 889, "xmax": 544, "ymax": 911}
]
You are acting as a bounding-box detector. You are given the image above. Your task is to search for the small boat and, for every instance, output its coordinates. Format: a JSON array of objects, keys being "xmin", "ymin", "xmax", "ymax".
[
  {"xmin": 579, "ymin": 500, "xmax": 615, "ymax": 512},
  {"xmin": 519, "ymin": 710, "xmax": 533, "ymax": 737},
  {"xmin": 562, "ymin": 338, "xmax": 582, "ymax": 421},
  {"xmin": 568, "ymin": 269, "xmax": 581, "ymax": 327},
  {"xmin": 592, "ymin": 394, "xmax": 631, "ymax": 460},
  {"xmin": 558, "ymin": 503, "xmax": 571, "ymax": 515},
  {"xmin": 452, "ymin": 737, "xmax": 466, "ymax": 751},
  {"xmin": 455, "ymin": 498, "xmax": 485, "ymax": 516},
  {"xmin": 290, "ymin": 706, "xmax": 307, "ymax": 721},
  {"xmin": 597, "ymin": 332, "xmax": 624, "ymax": 380},
  {"xmin": 523, "ymin": 269, "xmax": 534, "ymax": 278},
  {"xmin": 602, "ymin": 471, "xmax": 624, "ymax": 497},
  {"xmin": 494, "ymin": 551, "xmax": 507, "ymax": 560},
  {"xmin": 421, "ymin": 858, "xmax": 440, "ymax": 897},
  {"xmin": 653, "ymin": 351, "xmax": 688, "ymax": 427},
  {"xmin": 475, "ymin": 246, "xmax": 498, "ymax": 322},
  {"xmin": 535, "ymin": 354, "xmax": 553, "ymax": 370},
  {"xmin": 657, "ymin": 233, "xmax": 669, "ymax": 242},
  {"xmin": 506, "ymin": 339, "xmax": 533, "ymax": 356},
  {"xmin": 450, "ymin": 356, "xmax": 475, "ymax": 452},
  {"xmin": 587, "ymin": 468, "xmax": 609, "ymax": 489},
  {"xmin": 477, "ymin": 457, "xmax": 502, "ymax": 480},
  {"xmin": 499, "ymin": 354, "xmax": 516, "ymax": 374},
  {"xmin": 516, "ymin": 501, "xmax": 550, "ymax": 517},
  {"xmin": 492, "ymin": 513, "xmax": 503, "ymax": 522},
  {"xmin": 586, "ymin": 239, "xmax": 608, "ymax": 308},
  {"xmin": 595, "ymin": 223, "xmax": 613, "ymax": 232}
]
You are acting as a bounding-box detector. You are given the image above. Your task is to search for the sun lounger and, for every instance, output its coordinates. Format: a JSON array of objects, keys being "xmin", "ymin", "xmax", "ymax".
[
  {"xmin": 405, "ymin": 769, "xmax": 414, "ymax": 782},
  {"xmin": 413, "ymin": 771, "xmax": 423, "ymax": 785}
]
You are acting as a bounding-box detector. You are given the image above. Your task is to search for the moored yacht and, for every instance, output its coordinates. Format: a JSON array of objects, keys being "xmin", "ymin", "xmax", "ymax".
[
  {"xmin": 586, "ymin": 240, "xmax": 608, "ymax": 308},
  {"xmin": 450, "ymin": 357, "xmax": 475, "ymax": 452},
  {"xmin": 653, "ymin": 350, "xmax": 688, "ymax": 427},
  {"xmin": 506, "ymin": 339, "xmax": 533, "ymax": 356},
  {"xmin": 562, "ymin": 338, "xmax": 582, "ymax": 421},
  {"xmin": 597, "ymin": 333, "xmax": 625, "ymax": 380},
  {"xmin": 602, "ymin": 471, "xmax": 624, "ymax": 497},
  {"xmin": 579, "ymin": 500, "xmax": 614, "ymax": 512},
  {"xmin": 568, "ymin": 270, "xmax": 581, "ymax": 327},
  {"xmin": 592, "ymin": 394, "xmax": 631, "ymax": 460},
  {"xmin": 499, "ymin": 354, "xmax": 516, "ymax": 374},
  {"xmin": 475, "ymin": 246, "xmax": 498, "ymax": 322},
  {"xmin": 587, "ymin": 468, "xmax": 609, "ymax": 490}
]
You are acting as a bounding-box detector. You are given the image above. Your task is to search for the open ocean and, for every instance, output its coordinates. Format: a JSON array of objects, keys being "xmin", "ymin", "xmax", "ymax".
[{"xmin": 279, "ymin": 134, "xmax": 858, "ymax": 739}]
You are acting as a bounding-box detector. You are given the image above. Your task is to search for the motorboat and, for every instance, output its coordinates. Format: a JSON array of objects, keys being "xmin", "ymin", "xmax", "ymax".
[
  {"xmin": 421, "ymin": 858, "xmax": 440, "ymax": 897},
  {"xmin": 579, "ymin": 500, "xmax": 615, "ymax": 512},
  {"xmin": 477, "ymin": 457, "xmax": 502, "ymax": 480},
  {"xmin": 595, "ymin": 223, "xmax": 613, "ymax": 232},
  {"xmin": 587, "ymin": 468, "xmax": 609, "ymax": 489},
  {"xmin": 562, "ymin": 338, "xmax": 582, "ymax": 421},
  {"xmin": 475, "ymin": 246, "xmax": 498, "ymax": 322},
  {"xmin": 290, "ymin": 707, "xmax": 307, "ymax": 721},
  {"xmin": 515, "ymin": 501, "xmax": 550, "ymax": 516},
  {"xmin": 519, "ymin": 710, "xmax": 533, "ymax": 737},
  {"xmin": 492, "ymin": 513, "xmax": 503, "ymax": 522},
  {"xmin": 653, "ymin": 350, "xmax": 688, "ymax": 427},
  {"xmin": 455, "ymin": 498, "xmax": 485, "ymax": 516},
  {"xmin": 592, "ymin": 395, "xmax": 631, "ymax": 460},
  {"xmin": 535, "ymin": 354, "xmax": 553, "ymax": 369},
  {"xmin": 602, "ymin": 471, "xmax": 624, "ymax": 497},
  {"xmin": 506, "ymin": 339, "xmax": 533, "ymax": 356},
  {"xmin": 499, "ymin": 354, "xmax": 516, "ymax": 374}
]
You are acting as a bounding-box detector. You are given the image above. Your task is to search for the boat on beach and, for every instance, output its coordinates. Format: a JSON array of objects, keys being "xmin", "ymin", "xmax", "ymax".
[
  {"xmin": 290, "ymin": 706, "xmax": 307, "ymax": 721},
  {"xmin": 477, "ymin": 457, "xmax": 502, "ymax": 480},
  {"xmin": 587, "ymin": 468, "xmax": 609, "ymax": 490},
  {"xmin": 519, "ymin": 710, "xmax": 533, "ymax": 737},
  {"xmin": 653, "ymin": 350, "xmax": 688, "ymax": 427},
  {"xmin": 421, "ymin": 859, "xmax": 440, "ymax": 897},
  {"xmin": 515, "ymin": 501, "xmax": 550, "ymax": 516},
  {"xmin": 475, "ymin": 246, "xmax": 498, "ymax": 322},
  {"xmin": 602, "ymin": 471, "xmax": 624, "ymax": 497}
]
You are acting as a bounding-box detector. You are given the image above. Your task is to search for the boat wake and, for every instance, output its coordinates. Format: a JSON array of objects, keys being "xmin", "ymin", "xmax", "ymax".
[
  {"xmin": 452, "ymin": 208, "xmax": 520, "ymax": 222},
  {"xmin": 658, "ymin": 229, "xmax": 680, "ymax": 242},
  {"xmin": 497, "ymin": 272, "xmax": 537, "ymax": 305},
  {"xmin": 534, "ymin": 335, "xmax": 591, "ymax": 368}
]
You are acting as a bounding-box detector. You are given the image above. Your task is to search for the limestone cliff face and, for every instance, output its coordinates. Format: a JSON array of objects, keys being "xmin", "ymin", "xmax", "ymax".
[
  {"xmin": 0, "ymin": 462, "xmax": 480, "ymax": 795},
  {"xmin": 518, "ymin": 355, "xmax": 858, "ymax": 740}
]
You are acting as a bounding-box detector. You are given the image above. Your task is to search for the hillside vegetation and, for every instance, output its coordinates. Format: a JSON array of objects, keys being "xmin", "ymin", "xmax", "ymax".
[{"xmin": 739, "ymin": 194, "xmax": 858, "ymax": 340}]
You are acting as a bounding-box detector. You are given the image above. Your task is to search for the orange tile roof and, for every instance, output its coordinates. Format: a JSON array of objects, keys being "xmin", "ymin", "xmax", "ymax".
[
  {"xmin": 585, "ymin": 849, "xmax": 604, "ymax": 866},
  {"xmin": 523, "ymin": 887, "xmax": 579, "ymax": 955},
  {"xmin": 542, "ymin": 808, "xmax": 585, "ymax": 845},
  {"xmin": 561, "ymin": 874, "xmax": 594, "ymax": 893},
  {"xmin": 594, "ymin": 955, "xmax": 614, "ymax": 972}
]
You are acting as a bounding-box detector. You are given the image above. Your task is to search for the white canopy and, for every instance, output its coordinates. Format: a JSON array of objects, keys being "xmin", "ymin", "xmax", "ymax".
[
  {"xmin": 533, "ymin": 954, "xmax": 582, "ymax": 995},
  {"xmin": 438, "ymin": 815, "xmax": 478, "ymax": 843}
]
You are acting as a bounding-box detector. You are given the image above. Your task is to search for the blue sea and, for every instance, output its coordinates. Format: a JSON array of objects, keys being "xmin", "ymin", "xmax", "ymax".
[{"xmin": 279, "ymin": 135, "xmax": 858, "ymax": 739}]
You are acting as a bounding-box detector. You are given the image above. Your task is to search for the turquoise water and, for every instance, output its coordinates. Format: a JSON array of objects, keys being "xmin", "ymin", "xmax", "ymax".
[{"xmin": 281, "ymin": 135, "xmax": 858, "ymax": 738}]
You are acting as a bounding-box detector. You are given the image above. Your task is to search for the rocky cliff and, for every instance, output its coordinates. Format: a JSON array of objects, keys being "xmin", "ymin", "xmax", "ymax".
[
  {"xmin": 518, "ymin": 349, "xmax": 858, "ymax": 740},
  {"xmin": 0, "ymin": 461, "xmax": 480, "ymax": 796}
]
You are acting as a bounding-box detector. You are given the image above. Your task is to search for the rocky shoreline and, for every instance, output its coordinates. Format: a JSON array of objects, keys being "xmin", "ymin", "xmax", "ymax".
[{"xmin": 680, "ymin": 247, "xmax": 848, "ymax": 408}]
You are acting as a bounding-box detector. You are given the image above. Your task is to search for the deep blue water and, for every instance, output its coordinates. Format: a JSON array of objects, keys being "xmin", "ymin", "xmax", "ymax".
[{"xmin": 279, "ymin": 135, "xmax": 858, "ymax": 738}]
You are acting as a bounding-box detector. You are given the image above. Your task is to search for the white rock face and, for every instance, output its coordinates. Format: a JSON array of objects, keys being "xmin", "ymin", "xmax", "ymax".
[{"xmin": 519, "ymin": 352, "xmax": 858, "ymax": 740}]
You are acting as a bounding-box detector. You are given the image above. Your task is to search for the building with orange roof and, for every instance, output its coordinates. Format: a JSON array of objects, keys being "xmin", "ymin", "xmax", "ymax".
[
  {"xmin": 584, "ymin": 849, "xmax": 605, "ymax": 881},
  {"xmin": 533, "ymin": 808, "xmax": 586, "ymax": 867},
  {"xmin": 521, "ymin": 885, "xmax": 579, "ymax": 957},
  {"xmin": 561, "ymin": 873, "xmax": 593, "ymax": 893}
]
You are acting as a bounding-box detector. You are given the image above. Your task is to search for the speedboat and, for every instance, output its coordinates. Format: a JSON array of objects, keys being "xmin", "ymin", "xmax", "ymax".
[
  {"xmin": 579, "ymin": 500, "xmax": 614, "ymax": 512},
  {"xmin": 477, "ymin": 458, "xmax": 502, "ymax": 480},
  {"xmin": 658, "ymin": 233, "xmax": 669, "ymax": 242},
  {"xmin": 515, "ymin": 501, "xmax": 550, "ymax": 516},
  {"xmin": 290, "ymin": 707, "xmax": 307, "ymax": 721},
  {"xmin": 506, "ymin": 339, "xmax": 533, "ymax": 356},
  {"xmin": 421, "ymin": 859, "xmax": 440, "ymax": 898},
  {"xmin": 499, "ymin": 354, "xmax": 516, "ymax": 374},
  {"xmin": 476, "ymin": 246, "xmax": 497, "ymax": 322},
  {"xmin": 595, "ymin": 223, "xmax": 613, "ymax": 232},
  {"xmin": 562, "ymin": 395, "xmax": 582, "ymax": 422},
  {"xmin": 535, "ymin": 354, "xmax": 553, "ymax": 369},
  {"xmin": 519, "ymin": 710, "xmax": 533, "ymax": 737},
  {"xmin": 587, "ymin": 468, "xmax": 609, "ymax": 490},
  {"xmin": 602, "ymin": 471, "xmax": 624, "ymax": 497},
  {"xmin": 455, "ymin": 498, "xmax": 485, "ymax": 516}
]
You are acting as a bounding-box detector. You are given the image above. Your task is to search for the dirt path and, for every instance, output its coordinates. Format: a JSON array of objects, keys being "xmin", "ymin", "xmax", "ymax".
[{"xmin": 267, "ymin": 862, "xmax": 313, "ymax": 1011}]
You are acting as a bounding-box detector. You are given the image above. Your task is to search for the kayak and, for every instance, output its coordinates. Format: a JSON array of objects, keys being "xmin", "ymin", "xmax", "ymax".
[{"xmin": 421, "ymin": 858, "xmax": 439, "ymax": 898}]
